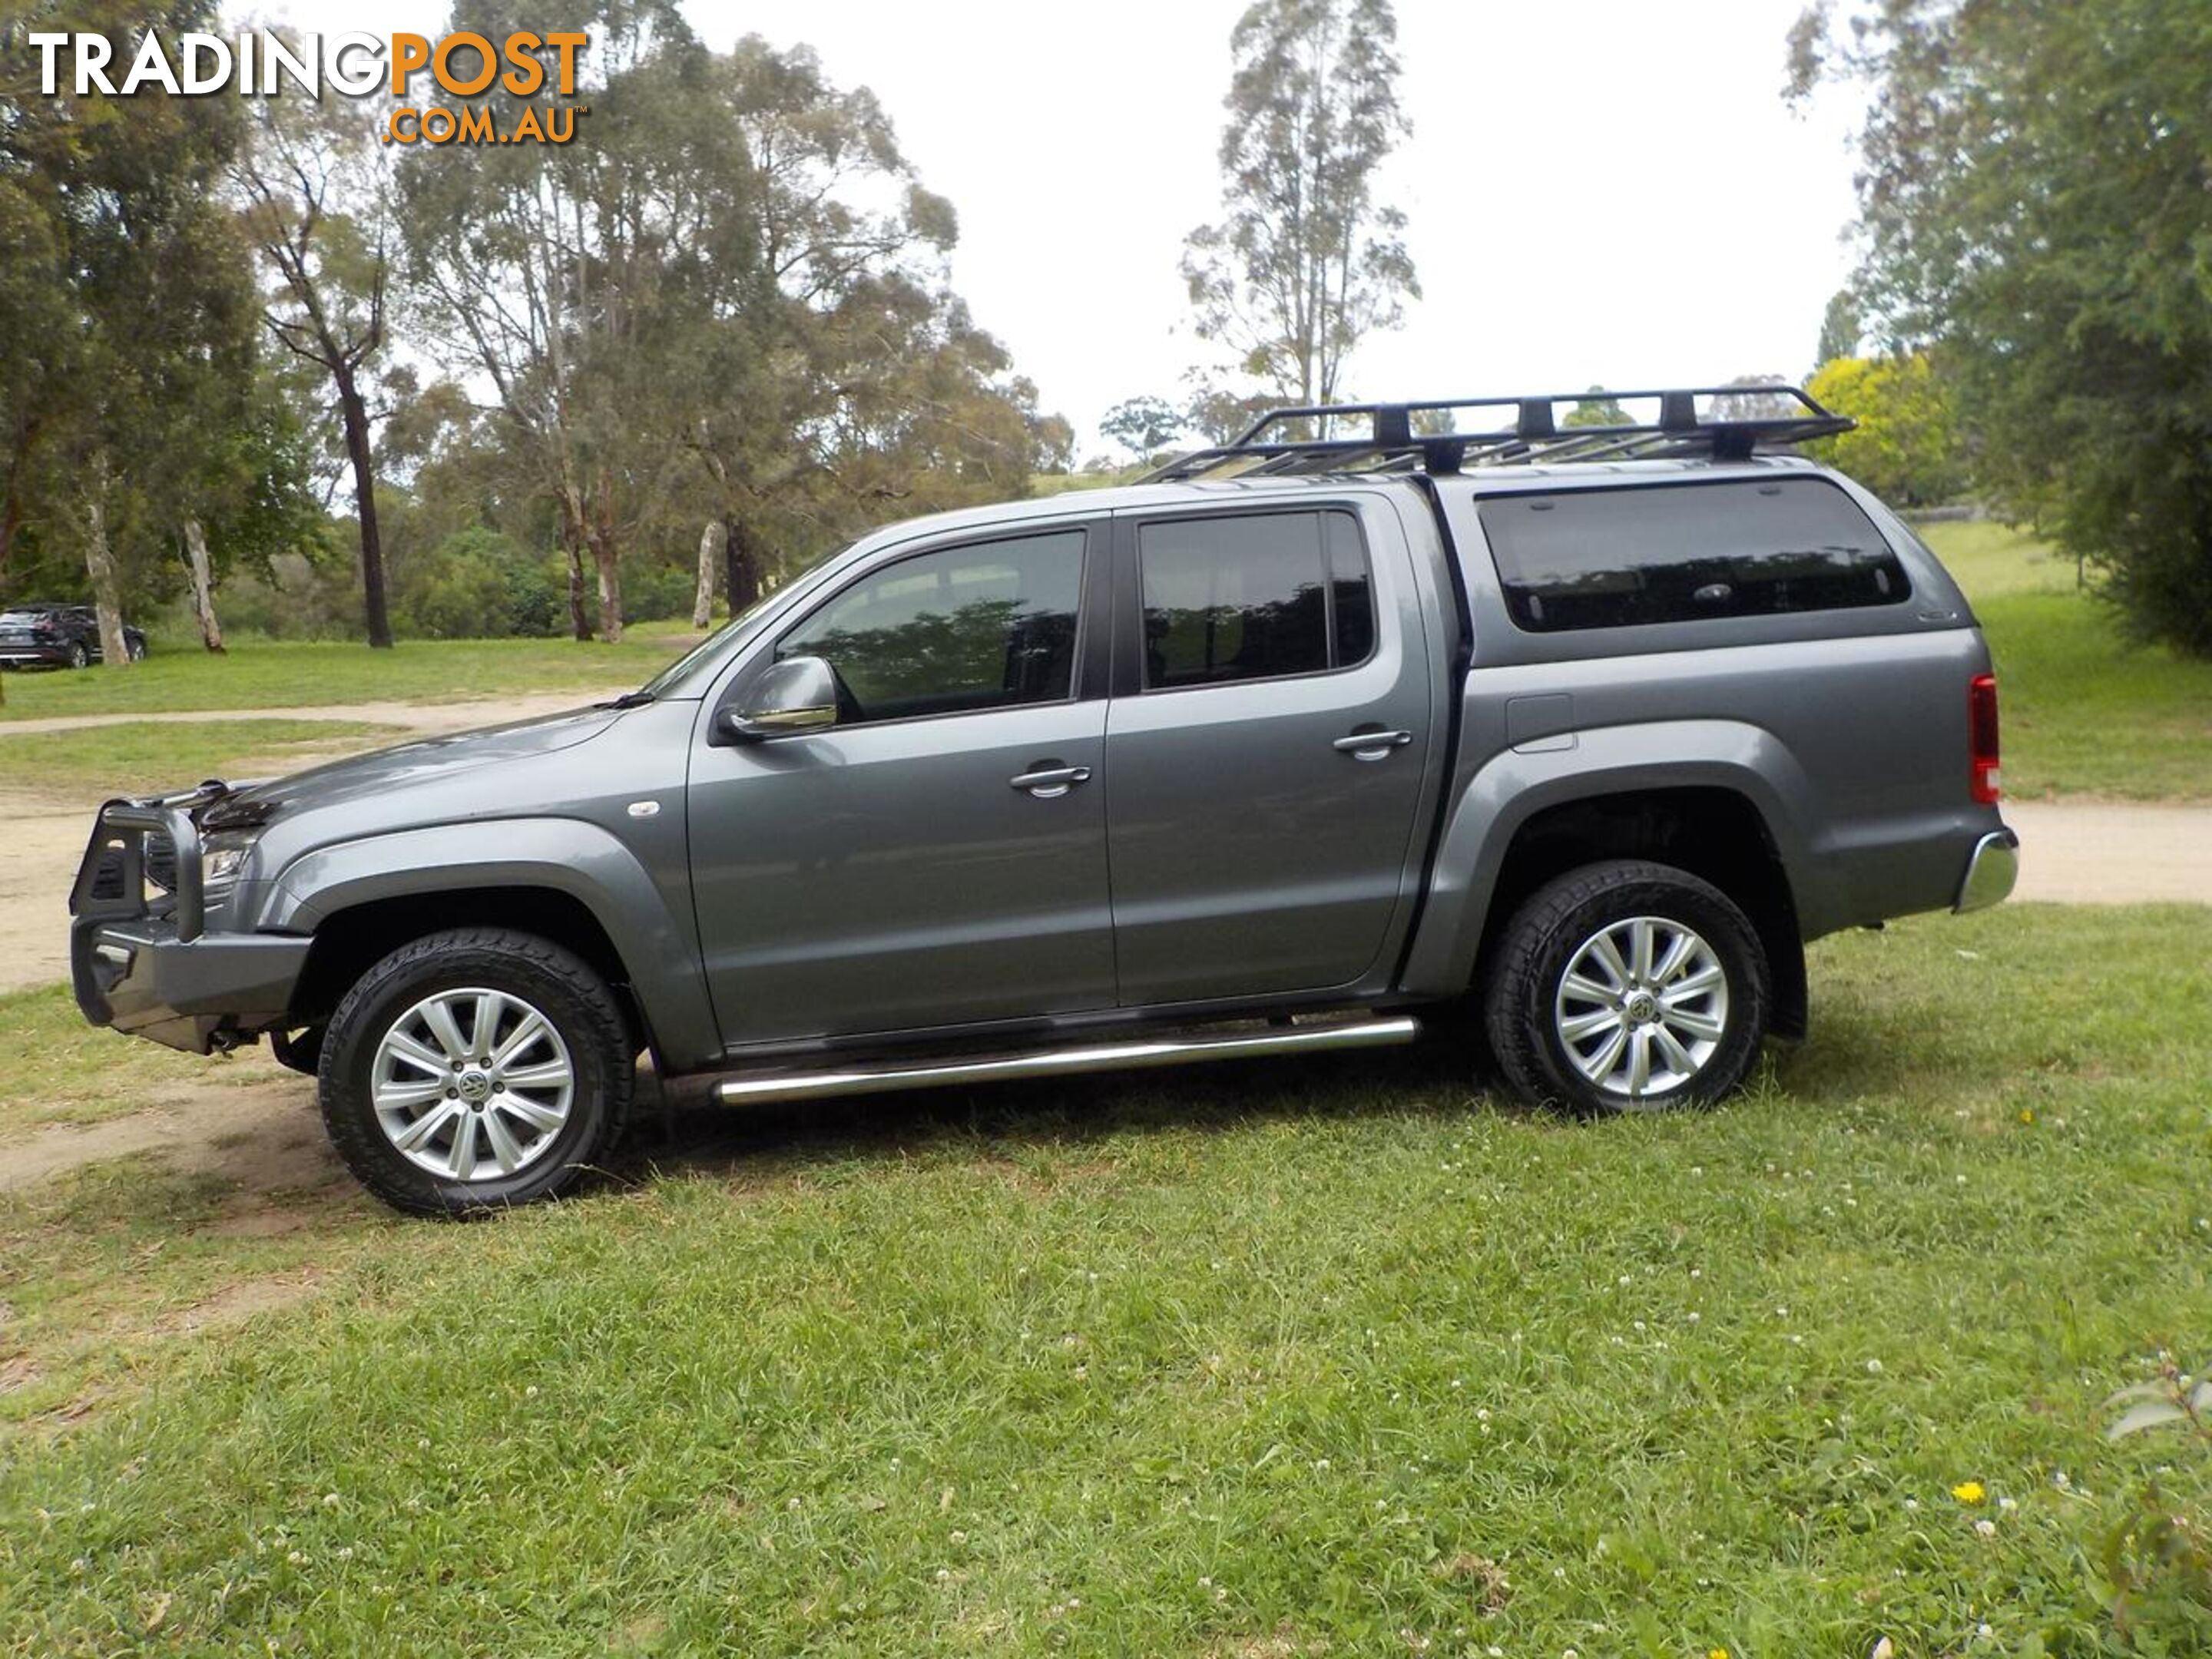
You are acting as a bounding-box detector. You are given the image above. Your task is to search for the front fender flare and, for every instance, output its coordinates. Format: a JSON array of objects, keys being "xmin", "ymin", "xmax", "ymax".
[
  {"xmin": 1398, "ymin": 719, "xmax": 1816, "ymax": 998},
  {"xmin": 256, "ymin": 817, "xmax": 720, "ymax": 1069}
]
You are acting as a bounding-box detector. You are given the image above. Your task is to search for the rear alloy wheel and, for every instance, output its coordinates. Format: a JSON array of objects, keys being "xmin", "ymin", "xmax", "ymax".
[
  {"xmin": 126, "ymin": 636, "xmax": 146, "ymax": 662},
  {"xmin": 319, "ymin": 928, "xmax": 633, "ymax": 1216},
  {"xmin": 1482, "ymin": 859, "xmax": 1769, "ymax": 1114}
]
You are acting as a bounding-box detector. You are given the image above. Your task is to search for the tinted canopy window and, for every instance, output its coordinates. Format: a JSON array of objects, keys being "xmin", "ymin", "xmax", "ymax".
[
  {"xmin": 1141, "ymin": 510, "xmax": 1375, "ymax": 689},
  {"xmin": 777, "ymin": 529, "xmax": 1084, "ymax": 723},
  {"xmin": 1478, "ymin": 478, "xmax": 1910, "ymax": 632}
]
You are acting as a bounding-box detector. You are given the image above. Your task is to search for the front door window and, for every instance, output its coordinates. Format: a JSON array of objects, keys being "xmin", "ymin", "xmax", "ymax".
[{"xmin": 777, "ymin": 530, "xmax": 1086, "ymax": 724}]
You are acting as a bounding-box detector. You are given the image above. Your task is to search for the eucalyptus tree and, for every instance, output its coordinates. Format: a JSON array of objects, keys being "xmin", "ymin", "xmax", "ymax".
[
  {"xmin": 666, "ymin": 35, "xmax": 1068, "ymax": 614},
  {"xmin": 396, "ymin": 1, "xmax": 702, "ymax": 641},
  {"xmin": 1181, "ymin": 0, "xmax": 1419, "ymax": 404},
  {"xmin": 0, "ymin": 0, "xmax": 264, "ymax": 666},
  {"xmin": 0, "ymin": 108, "xmax": 73, "ymax": 594},
  {"xmin": 1101, "ymin": 396, "xmax": 1187, "ymax": 461},
  {"xmin": 234, "ymin": 90, "xmax": 397, "ymax": 647},
  {"xmin": 1182, "ymin": 382, "xmax": 1277, "ymax": 446},
  {"xmin": 1813, "ymin": 289, "xmax": 1863, "ymax": 373},
  {"xmin": 1790, "ymin": 0, "xmax": 2212, "ymax": 652},
  {"xmin": 395, "ymin": 18, "xmax": 1067, "ymax": 635},
  {"xmin": 1563, "ymin": 388, "xmax": 1629, "ymax": 429}
]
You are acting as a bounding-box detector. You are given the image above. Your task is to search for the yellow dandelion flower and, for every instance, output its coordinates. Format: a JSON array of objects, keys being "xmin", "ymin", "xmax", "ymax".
[
  {"xmin": 1952, "ymin": 1480, "xmax": 1986, "ymax": 1505},
  {"xmin": 2019, "ymin": 1108, "xmax": 2035, "ymax": 1124},
  {"xmin": 1710, "ymin": 1649, "xmax": 1731, "ymax": 1659}
]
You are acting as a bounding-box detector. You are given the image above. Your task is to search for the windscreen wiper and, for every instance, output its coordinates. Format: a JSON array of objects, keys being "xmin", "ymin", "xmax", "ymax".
[{"xmin": 594, "ymin": 690, "xmax": 657, "ymax": 710}]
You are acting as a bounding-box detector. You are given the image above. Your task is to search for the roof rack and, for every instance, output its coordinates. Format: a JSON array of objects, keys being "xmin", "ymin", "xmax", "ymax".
[{"xmin": 1142, "ymin": 385, "xmax": 1854, "ymax": 482}]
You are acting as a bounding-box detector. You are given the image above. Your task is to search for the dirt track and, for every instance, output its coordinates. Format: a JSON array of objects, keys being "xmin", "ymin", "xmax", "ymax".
[
  {"xmin": 0, "ymin": 1069, "xmax": 333, "ymax": 1193},
  {"xmin": 1996, "ymin": 800, "xmax": 2212, "ymax": 906}
]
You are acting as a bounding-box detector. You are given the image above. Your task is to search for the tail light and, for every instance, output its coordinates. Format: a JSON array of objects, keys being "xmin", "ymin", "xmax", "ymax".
[
  {"xmin": 32, "ymin": 620, "xmax": 56, "ymax": 640},
  {"xmin": 1969, "ymin": 673, "xmax": 2001, "ymax": 803}
]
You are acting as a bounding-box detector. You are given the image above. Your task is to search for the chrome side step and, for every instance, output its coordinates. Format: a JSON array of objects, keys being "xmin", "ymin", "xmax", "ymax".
[{"xmin": 716, "ymin": 1015, "xmax": 1422, "ymax": 1106}]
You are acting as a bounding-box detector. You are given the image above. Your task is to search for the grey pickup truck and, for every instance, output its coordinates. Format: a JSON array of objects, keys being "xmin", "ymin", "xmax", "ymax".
[{"xmin": 71, "ymin": 386, "xmax": 2018, "ymax": 1215}]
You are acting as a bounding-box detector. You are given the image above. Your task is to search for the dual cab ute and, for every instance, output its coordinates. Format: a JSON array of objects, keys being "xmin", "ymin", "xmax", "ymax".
[{"xmin": 71, "ymin": 386, "xmax": 2019, "ymax": 1214}]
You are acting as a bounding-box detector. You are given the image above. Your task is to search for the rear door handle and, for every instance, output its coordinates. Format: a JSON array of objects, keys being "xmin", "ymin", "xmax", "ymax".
[
  {"xmin": 1010, "ymin": 764, "xmax": 1092, "ymax": 798},
  {"xmin": 1333, "ymin": 729, "xmax": 1413, "ymax": 758}
]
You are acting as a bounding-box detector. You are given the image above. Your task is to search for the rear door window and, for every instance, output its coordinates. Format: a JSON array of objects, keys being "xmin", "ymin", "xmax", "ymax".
[
  {"xmin": 1477, "ymin": 478, "xmax": 1910, "ymax": 632},
  {"xmin": 1138, "ymin": 509, "xmax": 1375, "ymax": 689}
]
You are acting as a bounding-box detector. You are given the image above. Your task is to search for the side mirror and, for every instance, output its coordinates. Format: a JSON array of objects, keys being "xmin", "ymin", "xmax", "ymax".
[{"xmin": 721, "ymin": 654, "xmax": 839, "ymax": 742}]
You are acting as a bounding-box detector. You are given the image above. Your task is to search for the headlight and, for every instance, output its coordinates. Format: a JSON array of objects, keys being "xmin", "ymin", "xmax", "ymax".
[{"xmin": 201, "ymin": 833, "xmax": 259, "ymax": 889}]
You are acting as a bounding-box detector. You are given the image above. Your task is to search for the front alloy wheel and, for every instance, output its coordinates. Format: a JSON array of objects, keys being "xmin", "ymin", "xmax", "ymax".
[
  {"xmin": 319, "ymin": 928, "xmax": 634, "ymax": 1216},
  {"xmin": 369, "ymin": 986, "xmax": 577, "ymax": 1183}
]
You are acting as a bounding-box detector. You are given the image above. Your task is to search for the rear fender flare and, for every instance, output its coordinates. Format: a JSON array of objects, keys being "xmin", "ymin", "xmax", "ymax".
[{"xmin": 1399, "ymin": 719, "xmax": 1813, "ymax": 998}]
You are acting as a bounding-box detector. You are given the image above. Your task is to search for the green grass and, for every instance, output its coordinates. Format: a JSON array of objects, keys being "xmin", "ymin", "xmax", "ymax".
[
  {"xmin": 0, "ymin": 984, "xmax": 283, "ymax": 1131},
  {"xmin": 1920, "ymin": 522, "xmax": 2212, "ymax": 800},
  {"xmin": 4, "ymin": 905, "xmax": 2210, "ymax": 1655},
  {"xmin": 0, "ymin": 634, "xmax": 684, "ymax": 724},
  {"xmin": 0, "ymin": 719, "xmax": 405, "ymax": 800}
]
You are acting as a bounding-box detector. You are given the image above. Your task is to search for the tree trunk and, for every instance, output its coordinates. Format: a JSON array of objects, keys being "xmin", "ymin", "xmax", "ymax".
[
  {"xmin": 181, "ymin": 518, "xmax": 226, "ymax": 653},
  {"xmin": 692, "ymin": 520, "xmax": 724, "ymax": 629},
  {"xmin": 591, "ymin": 531, "xmax": 622, "ymax": 643},
  {"xmin": 81, "ymin": 455, "xmax": 131, "ymax": 668},
  {"xmin": 724, "ymin": 515, "xmax": 763, "ymax": 618},
  {"xmin": 0, "ymin": 482, "xmax": 19, "ymax": 588},
  {"xmin": 0, "ymin": 412, "xmax": 35, "ymax": 586},
  {"xmin": 333, "ymin": 365, "xmax": 392, "ymax": 649},
  {"xmin": 589, "ymin": 475, "xmax": 622, "ymax": 643},
  {"xmin": 556, "ymin": 480, "xmax": 592, "ymax": 641}
]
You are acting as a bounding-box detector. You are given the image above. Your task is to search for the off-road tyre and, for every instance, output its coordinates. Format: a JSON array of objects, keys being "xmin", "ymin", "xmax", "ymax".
[
  {"xmin": 1482, "ymin": 859, "xmax": 1769, "ymax": 1115},
  {"xmin": 319, "ymin": 927, "xmax": 634, "ymax": 1217}
]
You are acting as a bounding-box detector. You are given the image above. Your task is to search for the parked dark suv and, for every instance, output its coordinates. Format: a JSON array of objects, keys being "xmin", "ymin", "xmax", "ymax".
[
  {"xmin": 71, "ymin": 386, "xmax": 2017, "ymax": 1215},
  {"xmin": 0, "ymin": 603, "xmax": 147, "ymax": 669}
]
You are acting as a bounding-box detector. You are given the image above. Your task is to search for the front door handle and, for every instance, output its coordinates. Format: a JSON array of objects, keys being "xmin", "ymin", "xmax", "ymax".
[
  {"xmin": 1333, "ymin": 728, "xmax": 1413, "ymax": 760},
  {"xmin": 1010, "ymin": 763, "xmax": 1092, "ymax": 798}
]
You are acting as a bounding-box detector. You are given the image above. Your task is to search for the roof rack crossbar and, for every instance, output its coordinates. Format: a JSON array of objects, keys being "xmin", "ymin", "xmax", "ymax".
[{"xmin": 1144, "ymin": 385, "xmax": 1853, "ymax": 484}]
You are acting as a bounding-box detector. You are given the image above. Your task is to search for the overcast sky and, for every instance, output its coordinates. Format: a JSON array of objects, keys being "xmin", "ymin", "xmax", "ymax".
[{"xmin": 265, "ymin": 0, "xmax": 1867, "ymax": 455}]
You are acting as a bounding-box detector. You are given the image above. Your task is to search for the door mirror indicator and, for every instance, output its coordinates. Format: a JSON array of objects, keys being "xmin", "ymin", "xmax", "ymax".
[{"xmin": 724, "ymin": 655, "xmax": 839, "ymax": 742}]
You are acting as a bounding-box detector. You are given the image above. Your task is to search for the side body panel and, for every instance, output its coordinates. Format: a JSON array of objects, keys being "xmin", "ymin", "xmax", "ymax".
[
  {"xmin": 686, "ymin": 700, "xmax": 1116, "ymax": 1043},
  {"xmin": 685, "ymin": 517, "xmax": 1119, "ymax": 1048},
  {"xmin": 1101, "ymin": 494, "xmax": 1449, "ymax": 1004}
]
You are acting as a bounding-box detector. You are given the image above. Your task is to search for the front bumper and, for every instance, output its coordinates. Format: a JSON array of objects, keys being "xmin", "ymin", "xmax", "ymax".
[
  {"xmin": 69, "ymin": 787, "xmax": 307, "ymax": 1054},
  {"xmin": 72, "ymin": 917, "xmax": 310, "ymax": 1052},
  {"xmin": 1953, "ymin": 826, "xmax": 2020, "ymax": 914}
]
